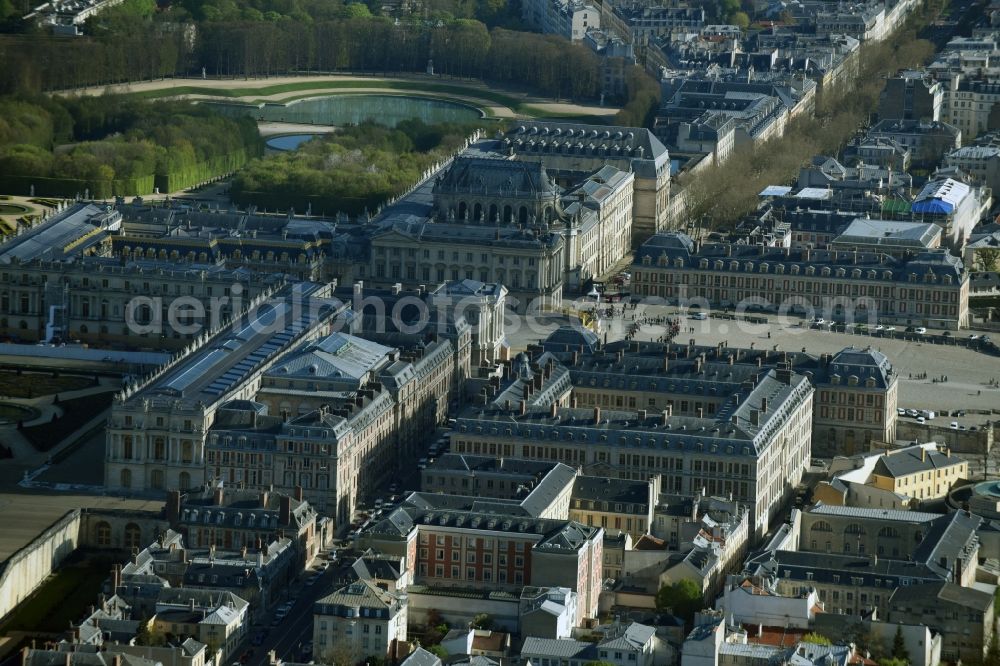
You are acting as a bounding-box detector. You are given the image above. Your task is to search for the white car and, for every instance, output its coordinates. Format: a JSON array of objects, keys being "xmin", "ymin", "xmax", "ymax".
[
  {"xmin": 970, "ymin": 334, "xmax": 980, "ymax": 340},
  {"xmin": 690, "ymin": 312, "xmax": 708, "ymax": 321},
  {"xmin": 875, "ymin": 324, "xmax": 885, "ymax": 331},
  {"xmin": 915, "ymin": 327, "xmax": 928, "ymax": 334},
  {"xmin": 896, "ymin": 408, "xmax": 906, "ymax": 416},
  {"xmin": 885, "ymin": 326, "xmax": 896, "ymax": 332},
  {"xmin": 813, "ymin": 318, "xmax": 825, "ymax": 325},
  {"xmin": 917, "ymin": 416, "xmax": 926, "ymax": 424},
  {"xmin": 905, "ymin": 409, "xmax": 919, "ymax": 418},
  {"xmin": 951, "ymin": 421, "xmax": 959, "ymax": 429}
]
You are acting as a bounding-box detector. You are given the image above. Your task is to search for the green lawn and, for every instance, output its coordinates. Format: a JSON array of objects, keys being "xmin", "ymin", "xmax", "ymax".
[
  {"xmin": 0, "ymin": 561, "xmax": 109, "ymax": 633},
  {"xmin": 0, "ymin": 371, "xmax": 94, "ymax": 399}
]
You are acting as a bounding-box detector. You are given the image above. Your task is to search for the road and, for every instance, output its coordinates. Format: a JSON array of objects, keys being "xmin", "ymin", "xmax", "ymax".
[{"xmin": 242, "ymin": 556, "xmax": 339, "ymax": 666}]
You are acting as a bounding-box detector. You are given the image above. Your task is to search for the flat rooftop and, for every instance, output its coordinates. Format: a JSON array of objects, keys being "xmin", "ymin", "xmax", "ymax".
[{"xmin": 0, "ymin": 493, "xmax": 163, "ymax": 563}]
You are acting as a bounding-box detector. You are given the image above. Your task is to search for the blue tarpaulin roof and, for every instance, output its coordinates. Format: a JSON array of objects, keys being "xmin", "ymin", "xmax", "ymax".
[{"xmin": 911, "ymin": 178, "xmax": 969, "ymax": 215}]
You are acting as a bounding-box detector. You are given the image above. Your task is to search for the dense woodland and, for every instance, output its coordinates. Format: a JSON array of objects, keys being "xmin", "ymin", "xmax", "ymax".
[
  {"xmin": 0, "ymin": 0, "xmax": 605, "ymax": 103},
  {"xmin": 230, "ymin": 119, "xmax": 482, "ymax": 215},
  {"xmin": 0, "ymin": 95, "xmax": 262, "ymax": 197}
]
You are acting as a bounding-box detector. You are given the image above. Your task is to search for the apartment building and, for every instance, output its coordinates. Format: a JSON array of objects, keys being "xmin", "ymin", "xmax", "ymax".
[
  {"xmin": 207, "ymin": 330, "xmax": 455, "ymax": 528},
  {"xmin": 749, "ymin": 506, "xmax": 981, "ymax": 617},
  {"xmin": 449, "ymin": 357, "xmax": 814, "ymax": 538},
  {"xmin": 151, "ymin": 588, "xmax": 250, "ymax": 661},
  {"xmin": 632, "ymin": 232, "xmax": 970, "ymax": 329},
  {"xmin": 104, "ymin": 282, "xmax": 345, "ymax": 494},
  {"xmin": 359, "ymin": 494, "xmax": 604, "ymax": 625},
  {"xmin": 313, "ymin": 580, "xmax": 407, "ymax": 663},
  {"xmin": 814, "ymin": 443, "xmax": 965, "ymax": 508},
  {"xmin": 0, "ymin": 257, "xmax": 280, "ymax": 347},
  {"xmin": 165, "ymin": 485, "xmax": 322, "ymax": 567},
  {"xmin": 888, "ymin": 582, "xmax": 995, "ymax": 664},
  {"xmin": 810, "ymin": 347, "xmax": 898, "ymax": 456}
]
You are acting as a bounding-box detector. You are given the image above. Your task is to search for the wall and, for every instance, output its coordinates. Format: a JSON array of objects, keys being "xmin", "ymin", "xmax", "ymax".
[
  {"xmin": 405, "ymin": 589, "xmax": 520, "ymax": 632},
  {"xmin": 0, "ymin": 509, "xmax": 81, "ymax": 623},
  {"xmin": 896, "ymin": 420, "xmax": 993, "ymax": 454}
]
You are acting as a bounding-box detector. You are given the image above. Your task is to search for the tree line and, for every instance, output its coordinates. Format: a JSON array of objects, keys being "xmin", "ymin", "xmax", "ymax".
[
  {"xmin": 679, "ymin": 2, "xmax": 941, "ymax": 228},
  {"xmin": 0, "ymin": 94, "xmax": 261, "ymax": 198},
  {"xmin": 230, "ymin": 119, "xmax": 482, "ymax": 216},
  {"xmin": 0, "ymin": 12, "xmax": 605, "ymax": 103}
]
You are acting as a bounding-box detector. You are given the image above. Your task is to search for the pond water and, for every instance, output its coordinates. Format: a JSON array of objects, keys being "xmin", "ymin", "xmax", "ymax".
[
  {"xmin": 265, "ymin": 134, "xmax": 320, "ymax": 151},
  {"xmin": 208, "ymin": 94, "xmax": 484, "ymax": 128}
]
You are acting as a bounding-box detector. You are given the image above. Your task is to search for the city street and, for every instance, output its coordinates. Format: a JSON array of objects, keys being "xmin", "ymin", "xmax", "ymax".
[{"xmin": 242, "ymin": 556, "xmax": 339, "ymax": 666}]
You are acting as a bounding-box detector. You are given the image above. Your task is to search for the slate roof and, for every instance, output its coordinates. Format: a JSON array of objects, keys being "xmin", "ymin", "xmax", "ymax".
[
  {"xmin": 872, "ymin": 447, "xmax": 966, "ymax": 478},
  {"xmin": 572, "ymin": 476, "xmax": 649, "ymax": 507},
  {"xmin": 266, "ymin": 333, "xmax": 394, "ymax": 383},
  {"xmin": 833, "ymin": 219, "xmax": 941, "ymax": 249},
  {"xmin": 520, "ymin": 637, "xmax": 598, "ymax": 660},
  {"xmin": 401, "ymin": 648, "xmax": 443, "ymax": 666},
  {"xmin": 599, "ymin": 622, "xmax": 656, "ymax": 650},
  {"xmin": 889, "ymin": 580, "xmax": 993, "ymax": 611},
  {"xmin": 634, "ymin": 232, "xmax": 967, "ymax": 282},
  {"xmin": 434, "ymin": 156, "xmax": 559, "ymax": 196}
]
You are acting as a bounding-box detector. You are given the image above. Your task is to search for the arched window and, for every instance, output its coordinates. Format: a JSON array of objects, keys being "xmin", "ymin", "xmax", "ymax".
[
  {"xmin": 124, "ymin": 523, "xmax": 142, "ymax": 550},
  {"xmin": 120, "ymin": 468, "xmax": 132, "ymax": 489},
  {"xmin": 844, "ymin": 523, "xmax": 865, "ymax": 535},
  {"xmin": 811, "ymin": 520, "xmax": 833, "ymax": 532},
  {"xmin": 122, "ymin": 436, "xmax": 133, "ymax": 460},
  {"xmin": 150, "ymin": 469, "xmax": 164, "ymax": 490},
  {"xmin": 181, "ymin": 441, "xmax": 193, "ymax": 464},
  {"xmin": 473, "ymin": 203, "xmax": 482, "ymax": 222},
  {"xmin": 179, "ymin": 472, "xmax": 191, "ymax": 491},
  {"xmin": 878, "ymin": 527, "xmax": 900, "ymax": 538},
  {"xmin": 95, "ymin": 521, "xmax": 112, "ymax": 546}
]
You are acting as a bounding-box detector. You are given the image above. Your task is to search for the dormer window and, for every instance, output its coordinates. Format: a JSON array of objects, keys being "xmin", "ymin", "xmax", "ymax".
[{"xmin": 759, "ymin": 262, "xmax": 769, "ymax": 273}]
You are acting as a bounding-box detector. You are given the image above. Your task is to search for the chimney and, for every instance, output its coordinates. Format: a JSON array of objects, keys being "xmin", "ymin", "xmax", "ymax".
[
  {"xmin": 638, "ymin": 409, "xmax": 647, "ymax": 422},
  {"xmin": 550, "ymin": 402, "xmax": 558, "ymax": 419},
  {"xmin": 921, "ymin": 448, "xmax": 927, "ymax": 462},
  {"xmin": 213, "ymin": 485, "xmax": 224, "ymax": 506},
  {"xmin": 665, "ymin": 403, "xmax": 673, "ymax": 417},
  {"xmin": 111, "ymin": 564, "xmax": 121, "ymax": 592},
  {"xmin": 661, "ymin": 409, "xmax": 669, "ymax": 426},
  {"xmin": 65, "ymin": 652, "xmax": 71, "ymax": 666},
  {"xmin": 761, "ymin": 397, "xmax": 768, "ymax": 412},
  {"xmin": 520, "ymin": 400, "xmax": 527, "ymax": 416},
  {"xmin": 166, "ymin": 490, "xmax": 181, "ymax": 524},
  {"xmin": 571, "ymin": 396, "xmax": 578, "ymax": 408},
  {"xmin": 241, "ymin": 545, "xmax": 248, "ymax": 559},
  {"xmin": 280, "ymin": 495, "xmax": 291, "ymax": 526},
  {"xmin": 294, "ymin": 485, "xmax": 304, "ymax": 502},
  {"xmin": 112, "ymin": 657, "xmax": 121, "ymax": 666},
  {"xmin": 870, "ymin": 553, "xmax": 878, "ymax": 567},
  {"xmin": 750, "ymin": 409, "xmax": 760, "ymax": 426},
  {"xmin": 189, "ymin": 598, "xmax": 196, "ymax": 612},
  {"xmin": 594, "ymin": 406, "xmax": 601, "ymax": 424},
  {"xmin": 260, "ymin": 490, "xmax": 269, "ymax": 508},
  {"xmin": 571, "ymin": 350, "xmax": 579, "ymax": 365},
  {"xmin": 664, "ymin": 356, "xmax": 669, "ymax": 372},
  {"xmin": 697, "ymin": 407, "xmax": 704, "ymax": 419}
]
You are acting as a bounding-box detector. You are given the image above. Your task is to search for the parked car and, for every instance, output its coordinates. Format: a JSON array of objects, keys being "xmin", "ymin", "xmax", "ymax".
[
  {"xmin": 905, "ymin": 409, "xmax": 919, "ymax": 418},
  {"xmin": 917, "ymin": 416, "xmax": 926, "ymax": 424},
  {"xmin": 915, "ymin": 327, "xmax": 928, "ymax": 334},
  {"xmin": 896, "ymin": 408, "xmax": 906, "ymax": 416},
  {"xmin": 951, "ymin": 421, "xmax": 959, "ymax": 429},
  {"xmin": 690, "ymin": 312, "xmax": 708, "ymax": 321},
  {"xmin": 919, "ymin": 410, "xmax": 935, "ymax": 419}
]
